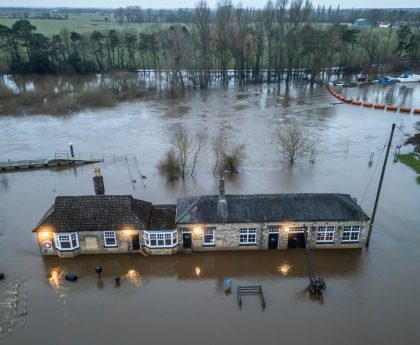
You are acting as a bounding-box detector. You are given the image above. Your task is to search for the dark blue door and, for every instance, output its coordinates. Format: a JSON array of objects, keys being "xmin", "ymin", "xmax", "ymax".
[
  {"xmin": 183, "ymin": 233, "xmax": 192, "ymax": 249},
  {"xmin": 268, "ymin": 233, "xmax": 278, "ymax": 249}
]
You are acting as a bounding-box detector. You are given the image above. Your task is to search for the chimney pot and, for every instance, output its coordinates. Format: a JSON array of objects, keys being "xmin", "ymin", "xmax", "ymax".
[{"xmin": 93, "ymin": 168, "xmax": 105, "ymax": 195}]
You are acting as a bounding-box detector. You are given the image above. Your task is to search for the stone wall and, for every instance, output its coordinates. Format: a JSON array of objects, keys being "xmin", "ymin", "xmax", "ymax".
[
  {"xmin": 143, "ymin": 246, "xmax": 180, "ymax": 255},
  {"xmin": 177, "ymin": 220, "xmax": 369, "ymax": 251},
  {"xmin": 36, "ymin": 219, "xmax": 369, "ymax": 257},
  {"xmin": 37, "ymin": 230, "xmax": 140, "ymax": 257}
]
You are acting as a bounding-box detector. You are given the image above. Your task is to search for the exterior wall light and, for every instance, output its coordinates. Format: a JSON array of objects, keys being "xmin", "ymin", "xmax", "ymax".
[{"xmin": 193, "ymin": 226, "xmax": 201, "ymax": 235}]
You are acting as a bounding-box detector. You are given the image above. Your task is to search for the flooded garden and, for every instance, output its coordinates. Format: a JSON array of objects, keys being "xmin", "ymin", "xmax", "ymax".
[{"xmin": 0, "ymin": 79, "xmax": 420, "ymax": 344}]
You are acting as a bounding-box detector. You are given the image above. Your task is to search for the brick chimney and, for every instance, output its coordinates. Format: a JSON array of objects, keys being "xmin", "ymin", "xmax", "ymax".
[
  {"xmin": 93, "ymin": 168, "xmax": 105, "ymax": 195},
  {"xmin": 217, "ymin": 174, "xmax": 228, "ymax": 219}
]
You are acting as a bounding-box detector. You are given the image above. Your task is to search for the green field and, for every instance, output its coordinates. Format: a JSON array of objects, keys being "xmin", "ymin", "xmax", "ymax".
[
  {"xmin": 0, "ymin": 15, "xmax": 145, "ymax": 36},
  {"xmin": 399, "ymin": 153, "xmax": 420, "ymax": 184}
]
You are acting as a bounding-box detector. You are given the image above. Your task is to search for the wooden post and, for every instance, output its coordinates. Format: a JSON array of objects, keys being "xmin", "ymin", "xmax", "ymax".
[
  {"xmin": 69, "ymin": 142, "xmax": 74, "ymax": 158},
  {"xmin": 366, "ymin": 123, "xmax": 396, "ymax": 247}
]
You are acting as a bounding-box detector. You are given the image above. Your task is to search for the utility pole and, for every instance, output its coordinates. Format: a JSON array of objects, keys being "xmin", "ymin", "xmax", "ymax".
[{"xmin": 366, "ymin": 123, "xmax": 396, "ymax": 247}]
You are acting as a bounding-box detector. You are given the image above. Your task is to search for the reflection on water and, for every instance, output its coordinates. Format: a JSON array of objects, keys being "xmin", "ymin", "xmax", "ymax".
[
  {"xmin": 47, "ymin": 268, "xmax": 63, "ymax": 289},
  {"xmin": 40, "ymin": 250, "xmax": 364, "ymax": 281},
  {"xmin": 0, "ymin": 82, "xmax": 419, "ymax": 344},
  {"xmin": 276, "ymin": 263, "xmax": 293, "ymax": 277},
  {"xmin": 124, "ymin": 269, "xmax": 142, "ymax": 288},
  {"xmin": 339, "ymin": 83, "xmax": 420, "ymax": 108}
]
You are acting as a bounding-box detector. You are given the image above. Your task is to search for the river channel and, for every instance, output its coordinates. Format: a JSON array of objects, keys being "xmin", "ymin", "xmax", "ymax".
[{"xmin": 0, "ymin": 81, "xmax": 419, "ymax": 344}]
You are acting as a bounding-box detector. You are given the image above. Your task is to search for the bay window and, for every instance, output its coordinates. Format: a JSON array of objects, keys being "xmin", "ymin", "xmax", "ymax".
[
  {"xmin": 54, "ymin": 233, "xmax": 79, "ymax": 251},
  {"xmin": 144, "ymin": 230, "xmax": 178, "ymax": 248}
]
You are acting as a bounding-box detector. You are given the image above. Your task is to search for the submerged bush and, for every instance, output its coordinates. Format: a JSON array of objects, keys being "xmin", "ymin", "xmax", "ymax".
[
  {"xmin": 222, "ymin": 144, "xmax": 246, "ymax": 173},
  {"xmin": 157, "ymin": 149, "xmax": 181, "ymax": 181}
]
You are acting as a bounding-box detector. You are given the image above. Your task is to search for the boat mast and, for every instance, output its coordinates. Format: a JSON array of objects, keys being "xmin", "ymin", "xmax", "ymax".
[{"xmin": 366, "ymin": 123, "xmax": 396, "ymax": 247}]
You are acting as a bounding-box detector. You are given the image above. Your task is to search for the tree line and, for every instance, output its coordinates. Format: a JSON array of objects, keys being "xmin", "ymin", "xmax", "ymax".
[{"xmin": 1, "ymin": 0, "xmax": 419, "ymax": 92}]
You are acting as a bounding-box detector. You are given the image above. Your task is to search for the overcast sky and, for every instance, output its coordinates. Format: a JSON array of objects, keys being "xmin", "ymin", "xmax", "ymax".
[{"xmin": 0, "ymin": 1, "xmax": 419, "ymax": 9}]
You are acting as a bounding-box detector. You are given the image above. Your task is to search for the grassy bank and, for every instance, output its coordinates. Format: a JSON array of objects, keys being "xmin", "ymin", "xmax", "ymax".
[
  {"xmin": 399, "ymin": 153, "xmax": 420, "ymax": 184},
  {"xmin": 0, "ymin": 73, "xmax": 151, "ymax": 115}
]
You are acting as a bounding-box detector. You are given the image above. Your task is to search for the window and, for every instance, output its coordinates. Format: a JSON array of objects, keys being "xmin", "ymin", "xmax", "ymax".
[
  {"xmin": 289, "ymin": 226, "xmax": 306, "ymax": 232},
  {"xmin": 268, "ymin": 226, "xmax": 280, "ymax": 233},
  {"xmin": 54, "ymin": 233, "xmax": 79, "ymax": 251},
  {"xmin": 144, "ymin": 230, "xmax": 178, "ymax": 248},
  {"xmin": 342, "ymin": 226, "xmax": 360, "ymax": 242},
  {"xmin": 103, "ymin": 231, "xmax": 117, "ymax": 247},
  {"xmin": 240, "ymin": 228, "xmax": 257, "ymax": 244},
  {"xmin": 316, "ymin": 226, "xmax": 335, "ymax": 243},
  {"xmin": 165, "ymin": 233, "xmax": 172, "ymax": 246},
  {"xmin": 203, "ymin": 228, "xmax": 215, "ymax": 245},
  {"xmin": 157, "ymin": 233, "xmax": 164, "ymax": 246}
]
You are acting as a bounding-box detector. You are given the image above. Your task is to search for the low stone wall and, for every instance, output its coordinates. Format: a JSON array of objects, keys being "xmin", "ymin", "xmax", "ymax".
[{"xmin": 144, "ymin": 245, "xmax": 180, "ymax": 255}]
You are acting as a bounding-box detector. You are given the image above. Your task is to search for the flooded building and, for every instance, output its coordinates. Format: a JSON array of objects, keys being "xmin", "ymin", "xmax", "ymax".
[
  {"xmin": 33, "ymin": 195, "xmax": 157, "ymax": 258},
  {"xmin": 176, "ymin": 177, "xmax": 370, "ymax": 251},
  {"xmin": 33, "ymin": 169, "xmax": 177, "ymax": 258},
  {"xmin": 33, "ymin": 174, "xmax": 369, "ymax": 257}
]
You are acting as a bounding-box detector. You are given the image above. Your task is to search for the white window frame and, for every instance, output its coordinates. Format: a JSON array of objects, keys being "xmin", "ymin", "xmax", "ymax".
[
  {"xmin": 289, "ymin": 226, "xmax": 306, "ymax": 232},
  {"xmin": 316, "ymin": 226, "xmax": 335, "ymax": 243},
  {"xmin": 268, "ymin": 226, "xmax": 280, "ymax": 234},
  {"xmin": 203, "ymin": 228, "xmax": 215, "ymax": 245},
  {"xmin": 103, "ymin": 231, "xmax": 117, "ymax": 247},
  {"xmin": 54, "ymin": 232, "xmax": 79, "ymax": 251},
  {"xmin": 342, "ymin": 226, "xmax": 360, "ymax": 242},
  {"xmin": 239, "ymin": 228, "xmax": 257, "ymax": 244},
  {"xmin": 144, "ymin": 230, "xmax": 178, "ymax": 248}
]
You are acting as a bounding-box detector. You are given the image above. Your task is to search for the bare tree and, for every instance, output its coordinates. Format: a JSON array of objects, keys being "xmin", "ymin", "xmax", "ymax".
[
  {"xmin": 171, "ymin": 125, "xmax": 192, "ymax": 179},
  {"xmin": 211, "ymin": 130, "xmax": 228, "ymax": 175},
  {"xmin": 191, "ymin": 130, "xmax": 207, "ymax": 176},
  {"xmin": 274, "ymin": 120, "xmax": 316, "ymax": 163}
]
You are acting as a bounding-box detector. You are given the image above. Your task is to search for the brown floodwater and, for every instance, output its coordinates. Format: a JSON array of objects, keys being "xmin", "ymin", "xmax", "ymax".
[{"xmin": 0, "ymin": 81, "xmax": 419, "ymax": 344}]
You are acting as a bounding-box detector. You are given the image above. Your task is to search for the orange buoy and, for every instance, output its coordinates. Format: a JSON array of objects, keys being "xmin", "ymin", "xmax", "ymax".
[
  {"xmin": 414, "ymin": 108, "xmax": 420, "ymax": 114},
  {"xmin": 363, "ymin": 102, "xmax": 373, "ymax": 107},
  {"xmin": 344, "ymin": 98, "xmax": 352, "ymax": 103},
  {"xmin": 386, "ymin": 105, "xmax": 397, "ymax": 111},
  {"xmin": 399, "ymin": 107, "xmax": 411, "ymax": 113},
  {"xmin": 339, "ymin": 96, "xmax": 345, "ymax": 101},
  {"xmin": 352, "ymin": 100, "xmax": 361, "ymax": 106},
  {"xmin": 374, "ymin": 104, "xmax": 385, "ymax": 109}
]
